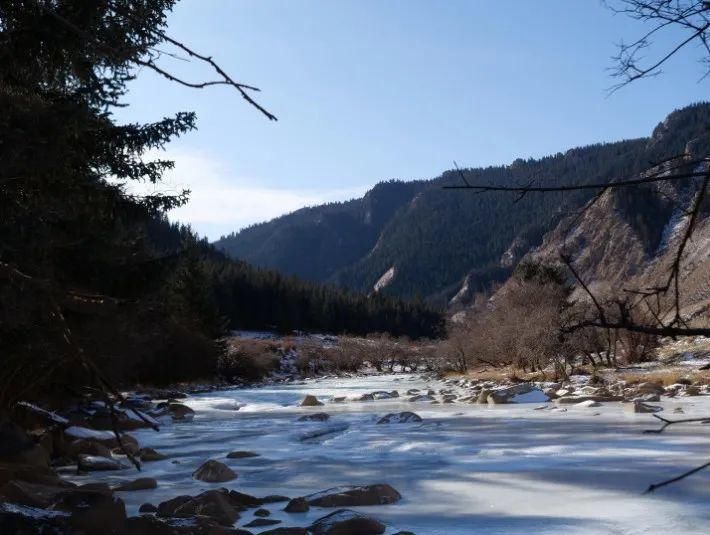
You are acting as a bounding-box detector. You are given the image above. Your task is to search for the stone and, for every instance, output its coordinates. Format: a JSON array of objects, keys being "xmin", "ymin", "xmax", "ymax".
[
  {"xmin": 0, "ymin": 502, "xmax": 69, "ymax": 534},
  {"xmin": 297, "ymin": 413, "xmax": 330, "ymax": 422},
  {"xmin": 300, "ymin": 395, "xmax": 323, "ymax": 407},
  {"xmin": 259, "ymin": 529, "xmax": 308, "ymax": 535},
  {"xmin": 53, "ymin": 488, "xmax": 127, "ymax": 532},
  {"xmin": 228, "ymin": 489, "xmax": 263, "ymax": 508},
  {"xmin": 556, "ymin": 395, "xmax": 623, "ymax": 404},
  {"xmin": 69, "ymin": 439, "xmax": 113, "ymax": 459},
  {"xmin": 307, "ymin": 484, "xmax": 401, "ymax": 507},
  {"xmin": 126, "ymin": 514, "xmax": 252, "ymax": 534},
  {"xmin": 254, "ymin": 508, "xmax": 271, "ymax": 517},
  {"xmin": 139, "ymin": 447, "xmax": 167, "ymax": 462},
  {"xmin": 139, "ymin": 503, "xmax": 157, "ymax": 513},
  {"xmin": 625, "ymin": 400, "xmax": 663, "ymax": 414},
  {"xmin": 407, "ymin": 395, "xmax": 434, "ymax": 402},
  {"xmin": 684, "ymin": 385, "xmax": 701, "ymax": 396},
  {"xmin": 575, "ymin": 400, "xmax": 601, "ymax": 408},
  {"xmin": 488, "ymin": 384, "xmax": 548, "ymax": 404},
  {"xmin": 359, "ymin": 393, "xmax": 375, "ymax": 401},
  {"xmin": 376, "ymin": 412, "xmax": 422, "ymax": 424},
  {"xmin": 298, "ymin": 422, "xmax": 349, "ymax": 442},
  {"xmin": 284, "ymin": 497, "xmax": 309, "ymax": 513},
  {"xmin": 309, "ymin": 509, "xmax": 386, "ymax": 535},
  {"xmin": 0, "ymin": 422, "xmax": 49, "ymax": 467},
  {"xmin": 261, "ymin": 495, "xmax": 290, "ymax": 503},
  {"xmin": 227, "ymin": 450, "xmax": 260, "ymax": 459},
  {"xmin": 77, "ymin": 454, "xmax": 129, "ymax": 472},
  {"xmin": 193, "ymin": 460, "xmax": 237, "ymax": 482},
  {"xmin": 158, "ymin": 490, "xmax": 241, "ymax": 526},
  {"xmin": 476, "ymin": 389, "xmax": 493, "ymax": 404},
  {"xmin": 114, "ymin": 477, "xmax": 158, "ymax": 491},
  {"xmin": 169, "ymin": 403, "xmax": 195, "ymax": 422},
  {"xmin": 244, "ymin": 518, "xmax": 281, "ymax": 527}
]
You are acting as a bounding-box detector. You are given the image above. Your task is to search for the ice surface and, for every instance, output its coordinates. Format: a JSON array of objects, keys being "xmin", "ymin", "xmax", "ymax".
[{"xmin": 65, "ymin": 374, "xmax": 710, "ymax": 534}]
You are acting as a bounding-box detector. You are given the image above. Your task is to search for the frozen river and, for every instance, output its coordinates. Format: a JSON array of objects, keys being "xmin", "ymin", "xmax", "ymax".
[{"xmin": 70, "ymin": 374, "xmax": 710, "ymax": 534}]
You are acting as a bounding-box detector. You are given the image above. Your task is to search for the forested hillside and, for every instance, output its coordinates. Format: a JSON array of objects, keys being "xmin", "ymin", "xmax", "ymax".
[{"xmin": 216, "ymin": 103, "xmax": 710, "ymax": 303}]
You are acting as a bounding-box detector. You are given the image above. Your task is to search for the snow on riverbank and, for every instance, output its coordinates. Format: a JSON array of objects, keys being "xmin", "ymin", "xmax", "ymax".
[{"xmin": 66, "ymin": 375, "xmax": 710, "ymax": 534}]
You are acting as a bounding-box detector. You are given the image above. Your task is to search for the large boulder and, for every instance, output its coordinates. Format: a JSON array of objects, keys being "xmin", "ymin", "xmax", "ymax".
[
  {"xmin": 376, "ymin": 412, "xmax": 422, "ymax": 424},
  {"xmin": 300, "ymin": 395, "xmax": 323, "ymax": 407},
  {"xmin": 0, "ymin": 422, "xmax": 49, "ymax": 467},
  {"xmin": 309, "ymin": 509, "xmax": 386, "ymax": 535},
  {"xmin": 114, "ymin": 477, "xmax": 158, "ymax": 491},
  {"xmin": 227, "ymin": 489, "xmax": 263, "ymax": 508},
  {"xmin": 126, "ymin": 514, "xmax": 252, "ymax": 535},
  {"xmin": 0, "ymin": 502, "xmax": 69, "ymax": 534},
  {"xmin": 168, "ymin": 403, "xmax": 195, "ymax": 422},
  {"xmin": 139, "ymin": 447, "xmax": 167, "ymax": 462},
  {"xmin": 307, "ymin": 484, "xmax": 401, "ymax": 507},
  {"xmin": 284, "ymin": 497, "xmax": 309, "ymax": 513},
  {"xmin": 259, "ymin": 528, "xmax": 308, "ymax": 535},
  {"xmin": 77, "ymin": 454, "xmax": 129, "ymax": 472},
  {"xmin": 193, "ymin": 460, "xmax": 237, "ymax": 483},
  {"xmin": 297, "ymin": 413, "xmax": 330, "ymax": 422},
  {"xmin": 487, "ymin": 384, "xmax": 549, "ymax": 404},
  {"xmin": 244, "ymin": 518, "xmax": 281, "ymax": 528},
  {"xmin": 157, "ymin": 489, "xmax": 241, "ymax": 526},
  {"xmin": 53, "ymin": 487, "xmax": 127, "ymax": 533}
]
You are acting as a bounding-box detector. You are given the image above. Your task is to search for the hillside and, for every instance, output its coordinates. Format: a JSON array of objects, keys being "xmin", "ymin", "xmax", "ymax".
[{"xmin": 216, "ymin": 103, "xmax": 710, "ymax": 304}]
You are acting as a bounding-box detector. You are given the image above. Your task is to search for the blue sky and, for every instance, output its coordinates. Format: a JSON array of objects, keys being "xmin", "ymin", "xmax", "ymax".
[{"xmin": 117, "ymin": 1, "xmax": 709, "ymax": 239}]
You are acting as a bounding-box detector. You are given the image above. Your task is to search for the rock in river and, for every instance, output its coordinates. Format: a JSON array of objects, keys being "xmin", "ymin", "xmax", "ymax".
[
  {"xmin": 300, "ymin": 395, "xmax": 324, "ymax": 407},
  {"xmin": 309, "ymin": 509, "xmax": 386, "ymax": 535},
  {"xmin": 376, "ymin": 412, "xmax": 422, "ymax": 424},
  {"xmin": 306, "ymin": 484, "xmax": 401, "ymax": 507},
  {"xmin": 192, "ymin": 460, "xmax": 237, "ymax": 483}
]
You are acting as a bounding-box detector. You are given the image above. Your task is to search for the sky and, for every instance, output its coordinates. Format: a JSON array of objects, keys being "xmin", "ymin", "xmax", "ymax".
[{"xmin": 117, "ymin": 0, "xmax": 710, "ymax": 240}]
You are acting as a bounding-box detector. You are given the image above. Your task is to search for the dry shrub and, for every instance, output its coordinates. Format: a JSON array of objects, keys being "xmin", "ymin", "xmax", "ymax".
[{"xmin": 219, "ymin": 339, "xmax": 281, "ymax": 381}]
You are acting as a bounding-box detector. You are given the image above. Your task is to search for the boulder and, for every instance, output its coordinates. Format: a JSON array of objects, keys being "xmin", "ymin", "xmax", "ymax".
[
  {"xmin": 307, "ymin": 484, "xmax": 401, "ymax": 507},
  {"xmin": 0, "ymin": 422, "xmax": 49, "ymax": 467},
  {"xmin": 228, "ymin": 489, "xmax": 263, "ymax": 508},
  {"xmin": 126, "ymin": 514, "xmax": 252, "ymax": 534},
  {"xmin": 476, "ymin": 389, "xmax": 493, "ymax": 404},
  {"xmin": 114, "ymin": 477, "xmax": 158, "ymax": 491},
  {"xmin": 359, "ymin": 393, "xmax": 375, "ymax": 401},
  {"xmin": 407, "ymin": 395, "xmax": 434, "ymax": 402},
  {"xmin": 227, "ymin": 450, "xmax": 261, "ymax": 459},
  {"xmin": 0, "ymin": 502, "xmax": 69, "ymax": 534},
  {"xmin": 261, "ymin": 495, "xmax": 290, "ymax": 504},
  {"xmin": 139, "ymin": 503, "xmax": 157, "ymax": 513},
  {"xmin": 69, "ymin": 439, "xmax": 113, "ymax": 459},
  {"xmin": 376, "ymin": 412, "xmax": 422, "ymax": 424},
  {"xmin": 244, "ymin": 518, "xmax": 281, "ymax": 527},
  {"xmin": 254, "ymin": 508, "xmax": 271, "ymax": 517},
  {"xmin": 158, "ymin": 490, "xmax": 241, "ymax": 526},
  {"xmin": 300, "ymin": 395, "xmax": 323, "ymax": 407},
  {"xmin": 488, "ymin": 384, "xmax": 548, "ymax": 404},
  {"xmin": 297, "ymin": 413, "xmax": 330, "ymax": 422},
  {"xmin": 259, "ymin": 528, "xmax": 308, "ymax": 535},
  {"xmin": 168, "ymin": 403, "xmax": 195, "ymax": 422},
  {"xmin": 77, "ymin": 454, "xmax": 129, "ymax": 472},
  {"xmin": 53, "ymin": 488, "xmax": 127, "ymax": 533},
  {"xmin": 298, "ymin": 422, "xmax": 349, "ymax": 442},
  {"xmin": 193, "ymin": 460, "xmax": 237, "ymax": 483},
  {"xmin": 556, "ymin": 395, "xmax": 623, "ymax": 404},
  {"xmin": 575, "ymin": 400, "xmax": 601, "ymax": 408},
  {"xmin": 139, "ymin": 447, "xmax": 167, "ymax": 462},
  {"xmin": 684, "ymin": 385, "xmax": 701, "ymax": 396},
  {"xmin": 284, "ymin": 497, "xmax": 309, "ymax": 513},
  {"xmin": 309, "ymin": 509, "xmax": 386, "ymax": 535},
  {"xmin": 625, "ymin": 400, "xmax": 663, "ymax": 414}
]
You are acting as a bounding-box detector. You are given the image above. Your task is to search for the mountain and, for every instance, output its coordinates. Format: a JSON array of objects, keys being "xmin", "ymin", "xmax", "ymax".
[{"xmin": 215, "ymin": 103, "xmax": 710, "ymax": 306}]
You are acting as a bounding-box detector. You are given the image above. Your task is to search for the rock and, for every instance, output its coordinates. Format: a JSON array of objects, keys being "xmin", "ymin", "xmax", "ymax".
[
  {"xmin": 53, "ymin": 488, "xmax": 127, "ymax": 532},
  {"xmin": 132, "ymin": 448, "xmax": 163, "ymax": 463},
  {"xmin": 406, "ymin": 389, "xmax": 420, "ymax": 395},
  {"xmin": 556, "ymin": 395, "xmax": 623, "ymax": 404},
  {"xmin": 0, "ymin": 502, "xmax": 69, "ymax": 533},
  {"xmin": 126, "ymin": 514, "xmax": 252, "ymax": 534},
  {"xmin": 673, "ymin": 407, "xmax": 685, "ymax": 414},
  {"xmin": 193, "ymin": 460, "xmax": 237, "ymax": 482},
  {"xmin": 488, "ymin": 384, "xmax": 548, "ymax": 404},
  {"xmin": 371, "ymin": 391, "xmax": 395, "ymax": 400},
  {"xmin": 228, "ymin": 489, "xmax": 263, "ymax": 508},
  {"xmin": 254, "ymin": 508, "xmax": 271, "ymax": 517},
  {"xmin": 407, "ymin": 395, "xmax": 434, "ymax": 402},
  {"xmin": 0, "ymin": 479, "xmax": 70, "ymax": 508},
  {"xmin": 114, "ymin": 477, "xmax": 158, "ymax": 491},
  {"xmin": 389, "ymin": 390, "xmax": 400, "ymax": 398},
  {"xmin": 297, "ymin": 413, "xmax": 330, "ymax": 422},
  {"xmin": 77, "ymin": 454, "xmax": 129, "ymax": 472},
  {"xmin": 227, "ymin": 450, "xmax": 261, "ymax": 459},
  {"xmin": 476, "ymin": 389, "xmax": 493, "ymax": 404},
  {"xmin": 300, "ymin": 395, "xmax": 323, "ymax": 407},
  {"xmin": 376, "ymin": 412, "xmax": 422, "ymax": 424},
  {"xmin": 309, "ymin": 509, "xmax": 386, "ymax": 535},
  {"xmin": 307, "ymin": 484, "xmax": 401, "ymax": 507},
  {"xmin": 359, "ymin": 393, "xmax": 375, "ymax": 401},
  {"xmin": 261, "ymin": 495, "xmax": 290, "ymax": 503},
  {"xmin": 331, "ymin": 397, "xmax": 347, "ymax": 403},
  {"xmin": 0, "ymin": 422, "xmax": 50, "ymax": 467},
  {"xmin": 169, "ymin": 403, "xmax": 195, "ymax": 422},
  {"xmin": 244, "ymin": 518, "xmax": 281, "ymax": 527},
  {"xmin": 284, "ymin": 497, "xmax": 309, "ymax": 513},
  {"xmin": 69, "ymin": 438, "xmax": 113, "ymax": 459},
  {"xmin": 259, "ymin": 529, "xmax": 308, "ymax": 535},
  {"xmin": 158, "ymin": 490, "xmax": 241, "ymax": 526},
  {"xmin": 625, "ymin": 400, "xmax": 663, "ymax": 414},
  {"xmin": 139, "ymin": 503, "xmax": 157, "ymax": 513},
  {"xmin": 299, "ymin": 422, "xmax": 349, "ymax": 442},
  {"xmin": 575, "ymin": 400, "xmax": 601, "ymax": 408},
  {"xmin": 684, "ymin": 385, "xmax": 701, "ymax": 396}
]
